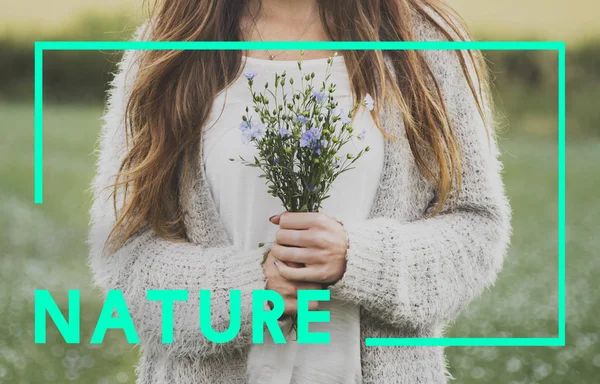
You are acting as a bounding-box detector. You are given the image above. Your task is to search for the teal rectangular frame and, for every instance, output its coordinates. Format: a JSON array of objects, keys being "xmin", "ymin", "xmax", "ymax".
[{"xmin": 33, "ymin": 40, "xmax": 566, "ymax": 347}]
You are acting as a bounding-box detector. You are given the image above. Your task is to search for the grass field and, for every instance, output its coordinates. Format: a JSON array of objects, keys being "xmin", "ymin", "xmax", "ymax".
[{"xmin": 0, "ymin": 101, "xmax": 598, "ymax": 383}]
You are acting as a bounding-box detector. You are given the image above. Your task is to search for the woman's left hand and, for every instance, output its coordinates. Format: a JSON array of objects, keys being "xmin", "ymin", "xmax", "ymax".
[{"xmin": 269, "ymin": 212, "xmax": 348, "ymax": 285}]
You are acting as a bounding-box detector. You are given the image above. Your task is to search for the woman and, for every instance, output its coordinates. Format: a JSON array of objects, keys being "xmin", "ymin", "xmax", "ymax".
[{"xmin": 88, "ymin": 0, "xmax": 511, "ymax": 383}]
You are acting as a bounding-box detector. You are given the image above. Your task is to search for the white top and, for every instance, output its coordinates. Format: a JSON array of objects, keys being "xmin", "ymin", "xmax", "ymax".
[{"xmin": 202, "ymin": 54, "xmax": 384, "ymax": 384}]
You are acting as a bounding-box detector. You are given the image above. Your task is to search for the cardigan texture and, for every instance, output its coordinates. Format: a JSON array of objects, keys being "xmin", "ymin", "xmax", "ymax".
[{"xmin": 88, "ymin": 9, "xmax": 512, "ymax": 384}]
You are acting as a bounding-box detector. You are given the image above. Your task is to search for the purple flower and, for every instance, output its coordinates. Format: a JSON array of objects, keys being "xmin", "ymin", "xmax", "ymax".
[
  {"xmin": 244, "ymin": 71, "xmax": 257, "ymax": 80},
  {"xmin": 250, "ymin": 122, "xmax": 266, "ymax": 140},
  {"xmin": 239, "ymin": 120, "xmax": 250, "ymax": 131},
  {"xmin": 311, "ymin": 202, "xmax": 318, "ymax": 212},
  {"xmin": 363, "ymin": 93, "xmax": 374, "ymax": 111},
  {"xmin": 321, "ymin": 139, "xmax": 328, "ymax": 148},
  {"xmin": 339, "ymin": 109, "xmax": 352, "ymax": 125},
  {"xmin": 239, "ymin": 120, "xmax": 252, "ymax": 144},
  {"xmin": 358, "ymin": 127, "xmax": 366, "ymax": 141},
  {"xmin": 295, "ymin": 115, "xmax": 309, "ymax": 125},
  {"xmin": 273, "ymin": 157, "xmax": 280, "ymax": 165},
  {"xmin": 300, "ymin": 126, "xmax": 322, "ymax": 149},
  {"xmin": 239, "ymin": 119, "xmax": 265, "ymax": 143},
  {"xmin": 279, "ymin": 125, "xmax": 292, "ymax": 137},
  {"xmin": 311, "ymin": 90, "xmax": 326, "ymax": 103},
  {"xmin": 305, "ymin": 185, "xmax": 317, "ymax": 193}
]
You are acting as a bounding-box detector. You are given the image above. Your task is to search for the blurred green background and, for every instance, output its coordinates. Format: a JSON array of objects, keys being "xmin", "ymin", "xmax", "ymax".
[{"xmin": 1, "ymin": 1, "xmax": 598, "ymax": 383}]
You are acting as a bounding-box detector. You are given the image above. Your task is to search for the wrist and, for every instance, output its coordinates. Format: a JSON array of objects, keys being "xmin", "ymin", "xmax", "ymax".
[{"xmin": 336, "ymin": 218, "xmax": 350, "ymax": 261}]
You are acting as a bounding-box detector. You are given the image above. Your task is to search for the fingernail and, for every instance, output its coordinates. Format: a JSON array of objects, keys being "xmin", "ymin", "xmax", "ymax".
[{"xmin": 269, "ymin": 214, "xmax": 277, "ymax": 221}]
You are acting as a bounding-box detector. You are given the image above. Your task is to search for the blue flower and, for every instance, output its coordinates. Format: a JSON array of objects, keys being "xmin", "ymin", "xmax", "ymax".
[
  {"xmin": 339, "ymin": 109, "xmax": 352, "ymax": 125},
  {"xmin": 311, "ymin": 90, "xmax": 326, "ymax": 103},
  {"xmin": 250, "ymin": 121, "xmax": 266, "ymax": 140},
  {"xmin": 273, "ymin": 157, "xmax": 280, "ymax": 165},
  {"xmin": 313, "ymin": 139, "xmax": 329, "ymax": 155},
  {"xmin": 305, "ymin": 185, "xmax": 317, "ymax": 193},
  {"xmin": 239, "ymin": 120, "xmax": 252, "ymax": 144},
  {"xmin": 300, "ymin": 126, "xmax": 322, "ymax": 149},
  {"xmin": 244, "ymin": 71, "xmax": 257, "ymax": 80},
  {"xmin": 358, "ymin": 127, "xmax": 366, "ymax": 141},
  {"xmin": 363, "ymin": 93, "xmax": 374, "ymax": 111},
  {"xmin": 239, "ymin": 120, "xmax": 250, "ymax": 131},
  {"xmin": 295, "ymin": 115, "xmax": 309, "ymax": 125},
  {"xmin": 239, "ymin": 120, "xmax": 265, "ymax": 143},
  {"xmin": 279, "ymin": 125, "xmax": 292, "ymax": 137}
]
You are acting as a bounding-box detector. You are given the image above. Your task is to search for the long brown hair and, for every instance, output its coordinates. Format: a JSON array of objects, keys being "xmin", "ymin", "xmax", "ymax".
[{"xmin": 107, "ymin": 0, "xmax": 491, "ymax": 251}]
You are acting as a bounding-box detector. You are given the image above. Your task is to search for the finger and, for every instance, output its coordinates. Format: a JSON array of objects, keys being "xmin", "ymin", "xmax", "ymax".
[
  {"xmin": 274, "ymin": 260, "xmax": 327, "ymax": 283},
  {"xmin": 283, "ymin": 299, "xmax": 298, "ymax": 315},
  {"xmin": 282, "ymin": 299, "xmax": 318, "ymax": 314},
  {"xmin": 277, "ymin": 212, "xmax": 323, "ymax": 230},
  {"xmin": 275, "ymin": 229, "xmax": 316, "ymax": 248},
  {"xmin": 269, "ymin": 213, "xmax": 283, "ymax": 225},
  {"xmin": 265, "ymin": 277, "xmax": 290, "ymax": 297},
  {"xmin": 287, "ymin": 261, "xmax": 304, "ymax": 269},
  {"xmin": 294, "ymin": 281, "xmax": 324, "ymax": 291},
  {"xmin": 263, "ymin": 254, "xmax": 285, "ymax": 279},
  {"xmin": 271, "ymin": 243, "xmax": 323, "ymax": 265}
]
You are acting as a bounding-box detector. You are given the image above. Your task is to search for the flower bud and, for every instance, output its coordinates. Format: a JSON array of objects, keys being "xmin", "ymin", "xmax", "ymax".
[
  {"xmin": 285, "ymin": 147, "xmax": 292, "ymax": 153},
  {"xmin": 365, "ymin": 146, "xmax": 371, "ymax": 152},
  {"xmin": 347, "ymin": 153, "xmax": 354, "ymax": 159},
  {"xmin": 313, "ymin": 158, "xmax": 320, "ymax": 164}
]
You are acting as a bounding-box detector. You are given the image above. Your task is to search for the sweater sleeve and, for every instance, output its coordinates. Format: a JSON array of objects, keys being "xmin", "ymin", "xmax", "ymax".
[
  {"xmin": 328, "ymin": 21, "xmax": 512, "ymax": 332},
  {"xmin": 87, "ymin": 23, "xmax": 267, "ymax": 358}
]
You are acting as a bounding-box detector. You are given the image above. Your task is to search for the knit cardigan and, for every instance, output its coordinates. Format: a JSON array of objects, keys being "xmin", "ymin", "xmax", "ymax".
[{"xmin": 88, "ymin": 11, "xmax": 512, "ymax": 384}]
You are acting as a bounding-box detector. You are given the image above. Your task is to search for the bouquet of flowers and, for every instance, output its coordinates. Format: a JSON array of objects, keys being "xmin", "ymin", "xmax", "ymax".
[{"xmin": 232, "ymin": 52, "xmax": 374, "ymax": 337}]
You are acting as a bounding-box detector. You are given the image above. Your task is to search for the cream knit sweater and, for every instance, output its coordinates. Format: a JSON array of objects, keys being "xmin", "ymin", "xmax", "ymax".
[{"xmin": 88, "ymin": 10, "xmax": 512, "ymax": 384}]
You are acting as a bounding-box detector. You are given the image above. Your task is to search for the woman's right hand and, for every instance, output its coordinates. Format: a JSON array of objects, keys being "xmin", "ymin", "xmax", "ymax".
[{"xmin": 263, "ymin": 251, "xmax": 322, "ymax": 315}]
